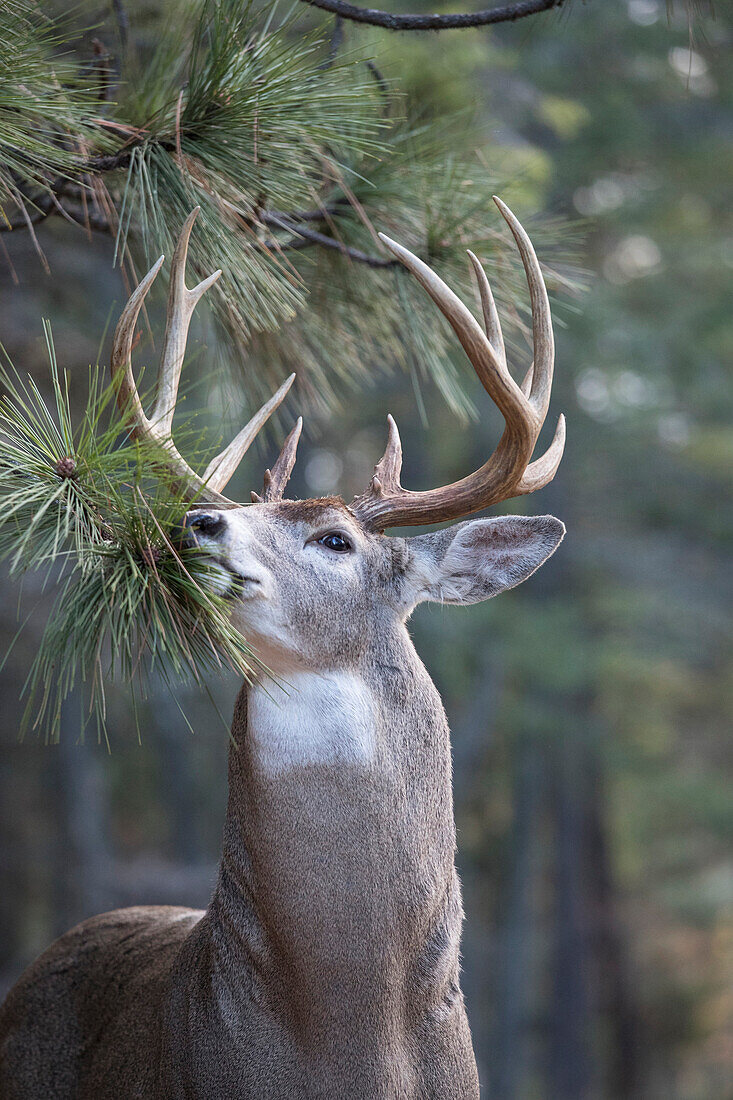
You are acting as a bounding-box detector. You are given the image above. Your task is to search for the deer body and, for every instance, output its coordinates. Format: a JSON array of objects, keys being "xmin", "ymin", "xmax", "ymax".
[
  {"xmin": 168, "ymin": 641, "xmax": 474, "ymax": 1098},
  {"xmin": 0, "ymin": 570, "xmax": 475, "ymax": 1098},
  {"xmin": 0, "ymin": 200, "xmax": 566, "ymax": 1098}
]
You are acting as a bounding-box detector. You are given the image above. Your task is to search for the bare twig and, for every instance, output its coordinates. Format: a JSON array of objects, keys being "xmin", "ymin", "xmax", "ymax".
[
  {"xmin": 297, "ymin": 0, "xmax": 566, "ymax": 31},
  {"xmin": 85, "ymin": 144, "xmax": 150, "ymax": 173},
  {"xmin": 0, "ymin": 192, "xmax": 113, "ymax": 237},
  {"xmin": 261, "ymin": 212, "xmax": 400, "ymax": 268},
  {"xmin": 83, "ymin": 134, "xmax": 173, "ymax": 175},
  {"xmin": 365, "ymin": 60, "xmax": 390, "ymax": 99},
  {"xmin": 2, "ymin": 176, "xmax": 396, "ymax": 267}
]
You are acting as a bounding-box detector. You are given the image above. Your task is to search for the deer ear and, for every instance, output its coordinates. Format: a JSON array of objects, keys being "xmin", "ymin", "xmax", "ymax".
[{"xmin": 403, "ymin": 515, "xmax": 565, "ymax": 608}]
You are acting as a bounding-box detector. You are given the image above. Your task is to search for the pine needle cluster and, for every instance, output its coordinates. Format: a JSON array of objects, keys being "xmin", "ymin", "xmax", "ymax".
[
  {"xmin": 247, "ymin": 144, "xmax": 583, "ymax": 419},
  {"xmin": 0, "ymin": 333, "xmax": 257, "ymax": 743},
  {"xmin": 116, "ymin": 1, "xmax": 384, "ymax": 347},
  {"xmin": 0, "ymin": 2, "xmax": 98, "ymax": 205},
  {"xmin": 0, "ymin": 0, "xmax": 581, "ymax": 417}
]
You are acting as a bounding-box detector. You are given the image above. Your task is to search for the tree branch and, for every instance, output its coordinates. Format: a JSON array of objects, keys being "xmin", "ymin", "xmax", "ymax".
[
  {"xmin": 0, "ymin": 196, "xmax": 396, "ymax": 268},
  {"xmin": 261, "ymin": 212, "xmax": 400, "ymax": 268},
  {"xmin": 80, "ymin": 135, "xmax": 174, "ymax": 176},
  {"xmin": 0, "ymin": 200, "xmax": 114, "ymax": 236},
  {"xmin": 296, "ymin": 0, "xmax": 566, "ymax": 31},
  {"xmin": 84, "ymin": 147, "xmax": 138, "ymax": 173}
]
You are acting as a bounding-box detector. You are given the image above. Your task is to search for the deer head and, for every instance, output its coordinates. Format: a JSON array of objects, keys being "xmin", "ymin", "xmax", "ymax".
[{"xmin": 110, "ymin": 199, "xmax": 566, "ymax": 677}]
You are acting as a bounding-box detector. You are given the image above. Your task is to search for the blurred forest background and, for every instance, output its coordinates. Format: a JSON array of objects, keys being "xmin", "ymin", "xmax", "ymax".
[{"xmin": 1, "ymin": 1, "xmax": 732, "ymax": 1097}]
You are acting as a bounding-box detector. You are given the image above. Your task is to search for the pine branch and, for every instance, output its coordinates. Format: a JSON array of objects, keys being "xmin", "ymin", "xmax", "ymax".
[
  {"xmin": 260, "ymin": 212, "xmax": 399, "ymax": 268},
  {"xmin": 296, "ymin": 0, "xmax": 567, "ymax": 32},
  {"xmin": 0, "ymin": 0, "xmax": 583, "ymax": 421},
  {"xmin": 0, "ymin": 185, "xmax": 392, "ymax": 265},
  {"xmin": 0, "ymin": 338, "xmax": 260, "ymax": 741}
]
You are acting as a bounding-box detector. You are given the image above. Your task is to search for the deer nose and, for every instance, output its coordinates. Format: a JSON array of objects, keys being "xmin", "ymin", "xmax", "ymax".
[{"xmin": 181, "ymin": 510, "xmax": 227, "ymax": 543}]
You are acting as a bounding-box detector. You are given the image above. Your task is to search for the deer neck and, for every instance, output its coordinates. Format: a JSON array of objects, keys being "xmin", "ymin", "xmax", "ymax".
[{"xmin": 205, "ymin": 623, "xmax": 462, "ymax": 1046}]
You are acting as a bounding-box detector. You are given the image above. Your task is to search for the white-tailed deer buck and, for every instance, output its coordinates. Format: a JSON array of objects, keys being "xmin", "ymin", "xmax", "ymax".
[{"xmin": 0, "ymin": 198, "xmax": 565, "ymax": 1098}]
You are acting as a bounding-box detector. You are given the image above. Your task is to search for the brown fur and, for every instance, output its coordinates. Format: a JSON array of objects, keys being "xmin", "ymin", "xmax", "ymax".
[{"xmin": 0, "ymin": 502, "xmax": 564, "ymax": 1098}]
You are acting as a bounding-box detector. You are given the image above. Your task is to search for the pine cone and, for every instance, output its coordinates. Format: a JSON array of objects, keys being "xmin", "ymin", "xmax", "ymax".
[
  {"xmin": 139, "ymin": 546, "xmax": 163, "ymax": 568},
  {"xmin": 54, "ymin": 456, "xmax": 77, "ymax": 479}
]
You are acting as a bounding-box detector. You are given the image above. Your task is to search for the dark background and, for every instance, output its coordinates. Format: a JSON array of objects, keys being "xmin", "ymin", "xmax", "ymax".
[{"xmin": 1, "ymin": 2, "xmax": 732, "ymax": 1097}]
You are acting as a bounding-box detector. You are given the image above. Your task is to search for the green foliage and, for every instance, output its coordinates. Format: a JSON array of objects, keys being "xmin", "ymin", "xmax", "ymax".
[
  {"xmin": 0, "ymin": 334, "xmax": 256, "ymax": 742},
  {"xmin": 114, "ymin": 0, "xmax": 582, "ymax": 417},
  {"xmin": 247, "ymin": 145, "xmax": 583, "ymax": 418},
  {"xmin": 0, "ymin": 0, "xmax": 581, "ymax": 419},
  {"xmin": 117, "ymin": 0, "xmax": 384, "ymax": 338},
  {"xmin": 0, "ymin": 2, "xmax": 98, "ymax": 204}
]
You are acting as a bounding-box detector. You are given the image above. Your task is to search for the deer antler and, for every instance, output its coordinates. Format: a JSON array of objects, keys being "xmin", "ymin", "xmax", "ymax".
[
  {"xmin": 110, "ymin": 208, "xmax": 298, "ymax": 506},
  {"xmin": 250, "ymin": 417, "xmax": 304, "ymax": 504},
  {"xmin": 351, "ymin": 197, "xmax": 565, "ymax": 530}
]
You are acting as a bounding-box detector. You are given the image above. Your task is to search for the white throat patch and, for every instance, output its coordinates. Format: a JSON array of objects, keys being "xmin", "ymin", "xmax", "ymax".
[{"xmin": 247, "ymin": 670, "xmax": 378, "ymax": 774}]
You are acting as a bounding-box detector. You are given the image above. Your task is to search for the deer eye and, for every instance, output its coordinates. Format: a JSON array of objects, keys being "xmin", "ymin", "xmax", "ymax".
[{"xmin": 317, "ymin": 532, "xmax": 352, "ymax": 553}]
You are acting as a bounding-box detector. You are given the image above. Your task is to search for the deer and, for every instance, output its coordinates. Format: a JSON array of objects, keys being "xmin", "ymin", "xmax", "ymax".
[{"xmin": 0, "ymin": 197, "xmax": 565, "ymax": 1099}]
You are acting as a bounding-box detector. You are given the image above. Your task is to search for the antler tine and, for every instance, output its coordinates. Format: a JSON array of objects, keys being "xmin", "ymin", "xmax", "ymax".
[
  {"xmin": 110, "ymin": 252, "xmax": 213, "ymax": 500},
  {"xmin": 151, "ymin": 207, "xmax": 222, "ymax": 436},
  {"xmin": 493, "ymin": 196, "xmax": 565, "ymax": 492},
  {"xmin": 351, "ymin": 199, "xmax": 565, "ymax": 531},
  {"xmin": 377, "ymin": 232, "xmax": 527, "ymax": 425},
  {"xmin": 467, "ymin": 250, "xmax": 506, "ymax": 367},
  {"xmin": 369, "ymin": 414, "xmax": 403, "ymax": 496},
  {"xmin": 518, "ymin": 413, "xmax": 566, "ymax": 495},
  {"xmin": 492, "ymin": 196, "xmax": 554, "ymax": 421},
  {"xmin": 203, "ymin": 374, "xmax": 296, "ymax": 491},
  {"xmin": 261, "ymin": 417, "xmax": 303, "ymax": 503},
  {"xmin": 111, "ymin": 211, "xmax": 298, "ymax": 505},
  {"xmin": 110, "ymin": 255, "xmax": 164, "ymax": 438}
]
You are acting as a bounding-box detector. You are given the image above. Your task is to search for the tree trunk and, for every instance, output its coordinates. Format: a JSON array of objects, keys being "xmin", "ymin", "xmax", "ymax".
[
  {"xmin": 491, "ymin": 737, "xmax": 544, "ymax": 1098},
  {"xmin": 548, "ymin": 731, "xmax": 591, "ymax": 1100}
]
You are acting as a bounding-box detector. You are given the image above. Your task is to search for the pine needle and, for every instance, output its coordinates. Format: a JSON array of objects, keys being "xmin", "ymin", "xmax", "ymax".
[{"xmin": 0, "ymin": 333, "xmax": 258, "ymax": 742}]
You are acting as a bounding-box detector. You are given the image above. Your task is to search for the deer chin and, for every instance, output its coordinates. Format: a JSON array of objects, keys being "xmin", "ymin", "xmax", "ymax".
[{"xmin": 226, "ymin": 604, "xmax": 311, "ymax": 679}]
